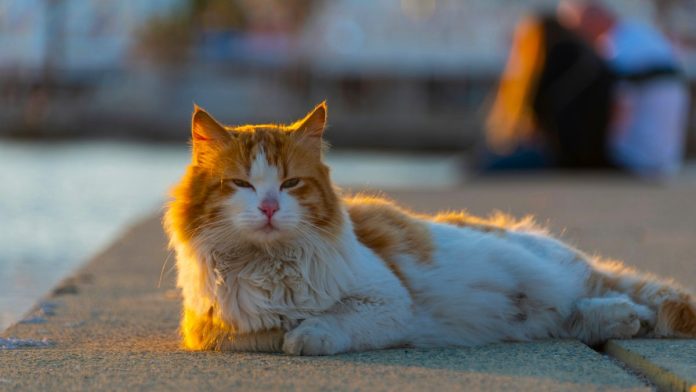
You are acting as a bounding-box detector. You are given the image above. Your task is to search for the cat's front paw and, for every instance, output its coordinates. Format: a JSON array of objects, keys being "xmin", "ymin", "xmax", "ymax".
[
  {"xmin": 282, "ymin": 319, "xmax": 350, "ymax": 356},
  {"xmin": 606, "ymin": 301, "xmax": 645, "ymax": 339}
]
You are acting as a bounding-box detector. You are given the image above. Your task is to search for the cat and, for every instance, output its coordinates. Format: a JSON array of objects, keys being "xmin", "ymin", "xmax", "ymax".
[{"xmin": 164, "ymin": 102, "xmax": 696, "ymax": 355}]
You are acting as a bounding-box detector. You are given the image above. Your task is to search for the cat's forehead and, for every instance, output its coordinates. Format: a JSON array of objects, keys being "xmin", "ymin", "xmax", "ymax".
[
  {"xmin": 232, "ymin": 126, "xmax": 287, "ymax": 152},
  {"xmin": 223, "ymin": 126, "xmax": 312, "ymax": 177},
  {"xmin": 234, "ymin": 127, "xmax": 290, "ymax": 161}
]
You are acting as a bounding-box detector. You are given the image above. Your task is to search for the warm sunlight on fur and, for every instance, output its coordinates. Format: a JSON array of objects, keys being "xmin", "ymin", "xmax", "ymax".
[
  {"xmin": 164, "ymin": 102, "xmax": 696, "ymax": 355},
  {"xmin": 181, "ymin": 307, "xmax": 234, "ymax": 350}
]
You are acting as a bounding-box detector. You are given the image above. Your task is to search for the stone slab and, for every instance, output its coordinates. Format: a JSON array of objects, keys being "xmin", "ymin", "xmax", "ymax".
[{"xmin": 605, "ymin": 340, "xmax": 696, "ymax": 392}]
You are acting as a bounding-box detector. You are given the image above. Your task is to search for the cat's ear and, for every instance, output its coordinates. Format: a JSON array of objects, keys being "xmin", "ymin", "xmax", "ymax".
[
  {"xmin": 292, "ymin": 101, "xmax": 327, "ymax": 139},
  {"xmin": 191, "ymin": 105, "xmax": 229, "ymax": 163},
  {"xmin": 192, "ymin": 104, "xmax": 228, "ymax": 142}
]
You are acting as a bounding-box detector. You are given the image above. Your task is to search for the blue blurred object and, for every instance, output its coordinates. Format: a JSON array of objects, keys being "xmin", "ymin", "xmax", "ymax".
[{"xmin": 476, "ymin": 142, "xmax": 555, "ymax": 172}]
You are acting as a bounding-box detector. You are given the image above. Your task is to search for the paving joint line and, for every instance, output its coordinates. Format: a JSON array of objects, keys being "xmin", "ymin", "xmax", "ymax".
[{"xmin": 602, "ymin": 341, "xmax": 696, "ymax": 392}]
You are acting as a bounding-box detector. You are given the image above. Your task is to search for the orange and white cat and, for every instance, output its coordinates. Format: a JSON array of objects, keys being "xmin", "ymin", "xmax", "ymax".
[{"xmin": 164, "ymin": 103, "xmax": 696, "ymax": 355}]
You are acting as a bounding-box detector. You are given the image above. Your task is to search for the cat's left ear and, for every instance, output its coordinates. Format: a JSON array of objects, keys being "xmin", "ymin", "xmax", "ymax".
[{"xmin": 292, "ymin": 101, "xmax": 327, "ymax": 139}]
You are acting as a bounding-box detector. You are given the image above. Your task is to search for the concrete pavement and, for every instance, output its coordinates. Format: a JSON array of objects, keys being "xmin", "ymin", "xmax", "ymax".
[{"xmin": 3, "ymin": 177, "xmax": 696, "ymax": 391}]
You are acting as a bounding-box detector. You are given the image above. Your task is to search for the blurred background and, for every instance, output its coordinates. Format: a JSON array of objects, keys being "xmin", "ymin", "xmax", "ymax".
[{"xmin": 1, "ymin": 0, "xmax": 695, "ymax": 330}]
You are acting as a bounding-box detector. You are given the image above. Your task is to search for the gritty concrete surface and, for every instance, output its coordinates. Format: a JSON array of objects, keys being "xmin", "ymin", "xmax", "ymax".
[
  {"xmin": 605, "ymin": 340, "xmax": 696, "ymax": 392},
  {"xmin": 0, "ymin": 343, "xmax": 648, "ymax": 391},
  {"xmin": 4, "ymin": 176, "xmax": 696, "ymax": 391}
]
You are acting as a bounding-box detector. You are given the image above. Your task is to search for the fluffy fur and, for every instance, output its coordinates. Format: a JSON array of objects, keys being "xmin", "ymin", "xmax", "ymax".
[{"xmin": 164, "ymin": 103, "xmax": 696, "ymax": 355}]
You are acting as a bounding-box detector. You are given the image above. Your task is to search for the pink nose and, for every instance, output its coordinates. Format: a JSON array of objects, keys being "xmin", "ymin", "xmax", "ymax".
[{"xmin": 259, "ymin": 199, "xmax": 279, "ymax": 219}]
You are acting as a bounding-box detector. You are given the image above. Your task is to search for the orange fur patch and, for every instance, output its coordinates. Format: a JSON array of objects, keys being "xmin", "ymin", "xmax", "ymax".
[
  {"xmin": 659, "ymin": 297, "xmax": 696, "ymax": 337},
  {"xmin": 347, "ymin": 196, "xmax": 433, "ymax": 264},
  {"xmin": 346, "ymin": 196, "xmax": 433, "ymax": 291}
]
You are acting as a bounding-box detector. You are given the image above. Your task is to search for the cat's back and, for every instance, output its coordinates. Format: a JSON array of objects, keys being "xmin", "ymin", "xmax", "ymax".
[
  {"xmin": 344, "ymin": 195, "xmax": 533, "ymax": 265},
  {"xmin": 344, "ymin": 194, "xmax": 587, "ymax": 295},
  {"xmin": 344, "ymin": 195, "xmax": 527, "ymax": 272}
]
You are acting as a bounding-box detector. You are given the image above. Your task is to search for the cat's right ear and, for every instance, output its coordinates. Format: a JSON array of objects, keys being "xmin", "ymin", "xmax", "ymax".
[{"xmin": 191, "ymin": 105, "xmax": 229, "ymax": 164}]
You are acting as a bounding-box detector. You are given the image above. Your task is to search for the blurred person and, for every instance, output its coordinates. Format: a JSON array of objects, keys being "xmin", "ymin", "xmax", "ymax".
[
  {"xmin": 484, "ymin": 2, "xmax": 690, "ymax": 178},
  {"xmin": 484, "ymin": 12, "xmax": 615, "ymax": 171},
  {"xmin": 558, "ymin": 0, "xmax": 690, "ymax": 177}
]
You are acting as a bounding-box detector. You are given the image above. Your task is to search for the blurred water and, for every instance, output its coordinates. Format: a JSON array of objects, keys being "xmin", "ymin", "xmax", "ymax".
[
  {"xmin": 0, "ymin": 141, "xmax": 462, "ymax": 331},
  {"xmin": 0, "ymin": 142, "xmax": 189, "ymax": 331}
]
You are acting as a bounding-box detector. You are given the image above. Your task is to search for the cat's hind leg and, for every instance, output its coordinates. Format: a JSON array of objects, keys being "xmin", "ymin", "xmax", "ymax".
[
  {"xmin": 587, "ymin": 265, "xmax": 696, "ymax": 338},
  {"xmin": 565, "ymin": 295, "xmax": 655, "ymax": 346}
]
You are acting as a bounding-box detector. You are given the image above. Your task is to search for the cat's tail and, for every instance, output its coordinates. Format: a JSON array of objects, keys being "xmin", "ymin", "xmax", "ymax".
[{"xmin": 586, "ymin": 258, "xmax": 696, "ymax": 338}]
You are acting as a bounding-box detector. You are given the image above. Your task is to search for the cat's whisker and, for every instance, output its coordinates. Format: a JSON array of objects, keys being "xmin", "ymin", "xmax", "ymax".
[
  {"xmin": 298, "ymin": 222, "xmax": 341, "ymax": 241},
  {"xmin": 158, "ymin": 249, "xmax": 175, "ymax": 289},
  {"xmin": 191, "ymin": 219, "xmax": 229, "ymax": 236}
]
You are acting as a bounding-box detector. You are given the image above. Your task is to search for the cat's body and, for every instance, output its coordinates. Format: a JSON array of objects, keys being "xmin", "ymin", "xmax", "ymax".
[{"xmin": 164, "ymin": 103, "xmax": 696, "ymax": 355}]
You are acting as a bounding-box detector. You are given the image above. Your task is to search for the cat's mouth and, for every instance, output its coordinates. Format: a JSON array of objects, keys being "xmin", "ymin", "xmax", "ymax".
[
  {"xmin": 259, "ymin": 221, "xmax": 278, "ymax": 233},
  {"xmin": 251, "ymin": 221, "xmax": 290, "ymax": 242}
]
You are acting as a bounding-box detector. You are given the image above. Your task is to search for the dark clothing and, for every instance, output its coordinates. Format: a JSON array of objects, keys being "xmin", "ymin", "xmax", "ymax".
[{"xmin": 531, "ymin": 16, "xmax": 616, "ymax": 169}]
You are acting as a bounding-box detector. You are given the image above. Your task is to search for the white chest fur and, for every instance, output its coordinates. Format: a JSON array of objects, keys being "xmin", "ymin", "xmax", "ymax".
[{"xmin": 195, "ymin": 236, "xmax": 356, "ymax": 334}]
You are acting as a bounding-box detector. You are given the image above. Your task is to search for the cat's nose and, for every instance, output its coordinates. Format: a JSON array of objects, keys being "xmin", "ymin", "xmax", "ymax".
[{"xmin": 259, "ymin": 199, "xmax": 279, "ymax": 219}]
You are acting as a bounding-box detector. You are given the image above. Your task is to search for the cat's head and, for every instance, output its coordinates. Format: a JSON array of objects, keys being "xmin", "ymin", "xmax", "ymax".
[{"xmin": 168, "ymin": 102, "xmax": 342, "ymax": 246}]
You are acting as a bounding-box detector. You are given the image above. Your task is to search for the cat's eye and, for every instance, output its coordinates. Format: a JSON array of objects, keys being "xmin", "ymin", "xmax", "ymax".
[
  {"xmin": 230, "ymin": 179, "xmax": 254, "ymax": 189},
  {"xmin": 280, "ymin": 178, "xmax": 300, "ymax": 190}
]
